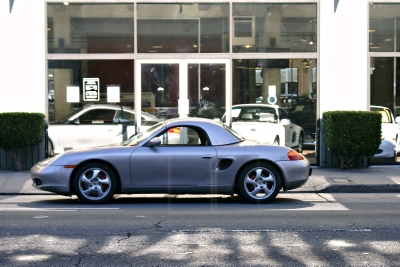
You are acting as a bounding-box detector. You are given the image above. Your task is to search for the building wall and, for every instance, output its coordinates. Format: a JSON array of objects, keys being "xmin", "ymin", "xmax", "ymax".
[
  {"xmin": 319, "ymin": 0, "xmax": 369, "ymax": 114},
  {"xmin": 0, "ymin": 0, "xmax": 46, "ymax": 113},
  {"xmin": 1, "ymin": 0, "xmax": 394, "ymax": 167}
]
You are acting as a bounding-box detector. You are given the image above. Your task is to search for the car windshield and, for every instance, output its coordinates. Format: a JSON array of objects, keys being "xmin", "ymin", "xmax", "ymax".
[
  {"xmin": 221, "ymin": 106, "xmax": 277, "ymax": 123},
  {"xmin": 371, "ymin": 107, "xmax": 393, "ymax": 123},
  {"xmin": 122, "ymin": 122, "xmax": 164, "ymax": 146},
  {"xmin": 56, "ymin": 108, "xmax": 83, "ymax": 123},
  {"xmin": 233, "ymin": 107, "xmax": 277, "ymax": 122},
  {"xmin": 223, "ymin": 124, "xmax": 246, "ymax": 141}
]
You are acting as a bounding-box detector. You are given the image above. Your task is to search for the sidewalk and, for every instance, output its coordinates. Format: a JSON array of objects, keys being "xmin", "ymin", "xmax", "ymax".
[{"xmin": 1, "ymin": 166, "xmax": 400, "ymax": 195}]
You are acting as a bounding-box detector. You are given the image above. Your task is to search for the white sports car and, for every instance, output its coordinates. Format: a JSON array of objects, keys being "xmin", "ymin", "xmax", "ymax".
[
  {"xmin": 222, "ymin": 104, "xmax": 304, "ymax": 152},
  {"xmin": 48, "ymin": 104, "xmax": 160, "ymax": 155},
  {"xmin": 371, "ymin": 105, "xmax": 400, "ymax": 160}
]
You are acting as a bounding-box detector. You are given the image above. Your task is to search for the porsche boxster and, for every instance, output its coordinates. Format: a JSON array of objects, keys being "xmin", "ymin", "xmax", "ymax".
[{"xmin": 31, "ymin": 117, "xmax": 312, "ymax": 204}]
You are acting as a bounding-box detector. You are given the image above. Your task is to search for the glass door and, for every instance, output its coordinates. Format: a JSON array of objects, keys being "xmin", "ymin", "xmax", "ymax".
[{"xmin": 135, "ymin": 59, "xmax": 231, "ymax": 133}]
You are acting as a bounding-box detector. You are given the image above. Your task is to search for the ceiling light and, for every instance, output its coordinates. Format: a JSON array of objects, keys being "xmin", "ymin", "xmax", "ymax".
[{"xmin": 63, "ymin": 2, "xmax": 69, "ymax": 6}]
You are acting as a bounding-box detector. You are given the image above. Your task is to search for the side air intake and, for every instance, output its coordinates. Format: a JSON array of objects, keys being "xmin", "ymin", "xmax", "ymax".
[{"xmin": 215, "ymin": 159, "xmax": 234, "ymax": 171}]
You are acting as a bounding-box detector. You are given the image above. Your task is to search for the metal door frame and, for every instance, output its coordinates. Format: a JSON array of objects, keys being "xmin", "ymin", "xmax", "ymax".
[{"xmin": 135, "ymin": 59, "xmax": 231, "ymax": 133}]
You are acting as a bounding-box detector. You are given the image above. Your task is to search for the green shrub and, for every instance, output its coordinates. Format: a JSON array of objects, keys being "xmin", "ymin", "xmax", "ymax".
[
  {"xmin": 0, "ymin": 112, "xmax": 45, "ymax": 171},
  {"xmin": 323, "ymin": 110, "xmax": 381, "ymax": 169}
]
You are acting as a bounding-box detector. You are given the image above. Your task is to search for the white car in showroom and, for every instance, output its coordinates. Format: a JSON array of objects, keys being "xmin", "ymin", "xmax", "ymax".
[
  {"xmin": 371, "ymin": 105, "xmax": 400, "ymax": 161},
  {"xmin": 48, "ymin": 104, "xmax": 160, "ymax": 154},
  {"xmin": 221, "ymin": 104, "xmax": 304, "ymax": 152}
]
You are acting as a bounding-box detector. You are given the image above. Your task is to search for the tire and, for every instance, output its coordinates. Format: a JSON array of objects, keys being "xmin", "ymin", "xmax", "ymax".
[
  {"xmin": 237, "ymin": 162, "xmax": 281, "ymax": 204},
  {"xmin": 274, "ymin": 136, "xmax": 280, "ymax": 146},
  {"xmin": 48, "ymin": 140, "xmax": 55, "ymax": 157},
  {"xmin": 73, "ymin": 163, "xmax": 117, "ymax": 204},
  {"xmin": 297, "ymin": 134, "xmax": 304, "ymax": 153}
]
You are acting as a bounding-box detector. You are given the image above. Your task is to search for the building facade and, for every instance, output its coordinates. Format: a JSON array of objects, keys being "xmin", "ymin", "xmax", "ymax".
[{"xmin": 1, "ymin": 0, "xmax": 399, "ymax": 167}]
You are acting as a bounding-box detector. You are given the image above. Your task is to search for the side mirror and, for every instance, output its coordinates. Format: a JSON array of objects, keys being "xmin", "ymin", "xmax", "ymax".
[
  {"xmin": 147, "ymin": 137, "xmax": 161, "ymax": 147},
  {"xmin": 73, "ymin": 118, "xmax": 80, "ymax": 125},
  {"xmin": 395, "ymin": 116, "xmax": 400, "ymax": 124}
]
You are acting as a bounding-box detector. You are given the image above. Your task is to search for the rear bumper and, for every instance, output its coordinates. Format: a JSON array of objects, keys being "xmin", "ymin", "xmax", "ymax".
[{"xmin": 276, "ymin": 159, "xmax": 311, "ymax": 191}]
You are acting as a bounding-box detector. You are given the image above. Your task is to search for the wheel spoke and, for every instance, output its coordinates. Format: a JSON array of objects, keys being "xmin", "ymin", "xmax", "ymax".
[
  {"xmin": 96, "ymin": 187, "xmax": 106, "ymax": 198},
  {"xmin": 249, "ymin": 186, "xmax": 263, "ymax": 197},
  {"xmin": 245, "ymin": 176, "xmax": 257, "ymax": 186},
  {"xmin": 82, "ymin": 187, "xmax": 96, "ymax": 196},
  {"xmin": 81, "ymin": 174, "xmax": 91, "ymax": 184},
  {"xmin": 254, "ymin": 169, "xmax": 263, "ymax": 179},
  {"xmin": 261, "ymin": 174, "xmax": 274, "ymax": 183},
  {"xmin": 91, "ymin": 169, "xmax": 101, "ymax": 179},
  {"xmin": 99, "ymin": 176, "xmax": 111, "ymax": 185}
]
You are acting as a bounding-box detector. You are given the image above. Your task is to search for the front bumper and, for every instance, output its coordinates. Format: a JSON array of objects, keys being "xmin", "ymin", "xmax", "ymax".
[
  {"xmin": 373, "ymin": 140, "xmax": 396, "ymax": 158},
  {"xmin": 30, "ymin": 163, "xmax": 74, "ymax": 195}
]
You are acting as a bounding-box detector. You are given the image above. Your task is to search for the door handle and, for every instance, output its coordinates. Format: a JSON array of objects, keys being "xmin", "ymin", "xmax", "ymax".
[{"xmin": 202, "ymin": 154, "xmax": 215, "ymax": 159}]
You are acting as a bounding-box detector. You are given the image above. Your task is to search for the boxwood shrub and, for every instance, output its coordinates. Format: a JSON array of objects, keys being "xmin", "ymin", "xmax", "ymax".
[
  {"xmin": 323, "ymin": 110, "xmax": 381, "ymax": 169},
  {"xmin": 0, "ymin": 112, "xmax": 45, "ymax": 171}
]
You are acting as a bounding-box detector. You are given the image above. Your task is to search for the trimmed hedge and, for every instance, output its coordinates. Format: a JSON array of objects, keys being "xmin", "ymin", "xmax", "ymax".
[
  {"xmin": 0, "ymin": 112, "xmax": 45, "ymax": 171},
  {"xmin": 323, "ymin": 110, "xmax": 381, "ymax": 169}
]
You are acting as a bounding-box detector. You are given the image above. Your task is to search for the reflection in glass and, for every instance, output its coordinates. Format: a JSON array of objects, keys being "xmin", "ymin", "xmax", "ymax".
[
  {"xmin": 137, "ymin": 3, "xmax": 229, "ymax": 53},
  {"xmin": 232, "ymin": 58, "xmax": 317, "ymax": 164},
  {"xmin": 48, "ymin": 60, "xmax": 134, "ymax": 121},
  {"xmin": 47, "ymin": 3, "xmax": 134, "ymax": 53},
  {"xmin": 232, "ymin": 3, "xmax": 317, "ymax": 53},
  {"xmin": 141, "ymin": 64, "xmax": 179, "ymax": 119},
  {"xmin": 369, "ymin": 4, "xmax": 400, "ymax": 52},
  {"xmin": 369, "ymin": 57, "xmax": 400, "ymax": 164},
  {"xmin": 188, "ymin": 64, "xmax": 226, "ymax": 119}
]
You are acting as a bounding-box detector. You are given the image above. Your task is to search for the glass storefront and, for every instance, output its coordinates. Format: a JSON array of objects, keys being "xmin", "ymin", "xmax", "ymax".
[
  {"xmin": 232, "ymin": 3, "xmax": 317, "ymax": 53},
  {"xmin": 48, "ymin": 60, "xmax": 134, "ymax": 122},
  {"xmin": 46, "ymin": 1, "xmax": 318, "ymax": 164},
  {"xmin": 47, "ymin": 3, "xmax": 134, "ymax": 53},
  {"xmin": 137, "ymin": 3, "xmax": 229, "ymax": 53},
  {"xmin": 370, "ymin": 3, "xmax": 400, "ymax": 163}
]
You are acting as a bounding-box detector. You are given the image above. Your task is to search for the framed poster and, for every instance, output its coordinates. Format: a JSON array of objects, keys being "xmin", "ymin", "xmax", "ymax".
[{"xmin": 83, "ymin": 78, "xmax": 100, "ymax": 101}]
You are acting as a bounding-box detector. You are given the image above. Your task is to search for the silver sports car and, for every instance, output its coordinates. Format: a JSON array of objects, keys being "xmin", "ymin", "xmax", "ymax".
[{"xmin": 31, "ymin": 118, "xmax": 312, "ymax": 204}]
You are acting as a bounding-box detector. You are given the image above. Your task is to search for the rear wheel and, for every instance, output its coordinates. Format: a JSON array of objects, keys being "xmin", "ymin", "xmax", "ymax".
[
  {"xmin": 237, "ymin": 163, "xmax": 281, "ymax": 204},
  {"xmin": 298, "ymin": 134, "xmax": 304, "ymax": 153},
  {"xmin": 73, "ymin": 163, "xmax": 117, "ymax": 204}
]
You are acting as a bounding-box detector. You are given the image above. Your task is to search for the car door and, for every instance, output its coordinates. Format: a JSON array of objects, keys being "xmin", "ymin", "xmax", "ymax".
[
  {"xmin": 55, "ymin": 108, "xmax": 123, "ymax": 152},
  {"xmin": 130, "ymin": 126, "xmax": 217, "ymax": 186}
]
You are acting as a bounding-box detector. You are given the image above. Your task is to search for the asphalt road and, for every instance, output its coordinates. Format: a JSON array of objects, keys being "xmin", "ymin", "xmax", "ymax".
[{"xmin": 0, "ymin": 193, "xmax": 399, "ymax": 266}]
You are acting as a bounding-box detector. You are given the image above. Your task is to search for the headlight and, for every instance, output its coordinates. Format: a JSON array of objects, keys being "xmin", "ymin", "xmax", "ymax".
[{"xmin": 38, "ymin": 154, "xmax": 60, "ymax": 167}]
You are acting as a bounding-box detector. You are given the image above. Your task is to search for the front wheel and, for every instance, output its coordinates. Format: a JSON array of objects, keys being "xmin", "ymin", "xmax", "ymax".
[
  {"xmin": 273, "ymin": 136, "xmax": 280, "ymax": 146},
  {"xmin": 237, "ymin": 163, "xmax": 281, "ymax": 204},
  {"xmin": 73, "ymin": 163, "xmax": 117, "ymax": 204}
]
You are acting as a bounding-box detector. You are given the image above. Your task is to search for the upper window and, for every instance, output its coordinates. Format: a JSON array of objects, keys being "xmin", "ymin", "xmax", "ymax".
[
  {"xmin": 47, "ymin": 3, "xmax": 134, "ymax": 53},
  {"xmin": 232, "ymin": 3, "xmax": 317, "ymax": 53},
  {"xmin": 369, "ymin": 3, "xmax": 400, "ymax": 52},
  {"xmin": 137, "ymin": 3, "xmax": 229, "ymax": 53}
]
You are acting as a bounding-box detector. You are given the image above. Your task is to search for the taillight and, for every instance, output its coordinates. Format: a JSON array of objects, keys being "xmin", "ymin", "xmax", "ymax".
[
  {"xmin": 168, "ymin": 127, "xmax": 181, "ymax": 133},
  {"xmin": 287, "ymin": 150, "xmax": 304, "ymax": 160}
]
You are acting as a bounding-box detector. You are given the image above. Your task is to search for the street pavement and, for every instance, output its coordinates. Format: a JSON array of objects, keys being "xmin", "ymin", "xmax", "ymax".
[{"xmin": 1, "ymin": 165, "xmax": 400, "ymax": 195}]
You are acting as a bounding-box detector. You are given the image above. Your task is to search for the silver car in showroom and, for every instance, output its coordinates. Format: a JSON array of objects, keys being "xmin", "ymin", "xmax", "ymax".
[{"xmin": 31, "ymin": 118, "xmax": 312, "ymax": 204}]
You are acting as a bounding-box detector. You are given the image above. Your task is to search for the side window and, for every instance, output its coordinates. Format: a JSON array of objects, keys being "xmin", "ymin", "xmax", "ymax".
[
  {"xmin": 158, "ymin": 126, "xmax": 209, "ymax": 146},
  {"xmin": 119, "ymin": 111, "xmax": 135, "ymax": 123},
  {"xmin": 278, "ymin": 108, "xmax": 289, "ymax": 120},
  {"xmin": 79, "ymin": 109, "xmax": 116, "ymax": 124}
]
